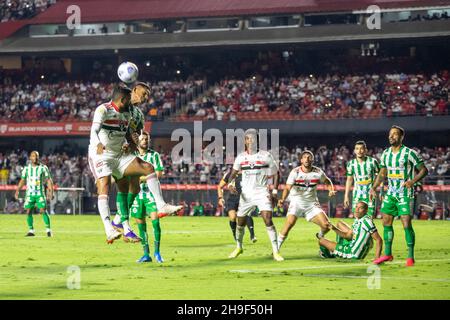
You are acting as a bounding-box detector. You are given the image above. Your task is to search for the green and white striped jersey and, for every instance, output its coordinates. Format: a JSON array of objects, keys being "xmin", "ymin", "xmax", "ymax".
[
  {"xmin": 346, "ymin": 156, "xmax": 379, "ymax": 199},
  {"xmin": 136, "ymin": 149, "xmax": 164, "ymax": 198},
  {"xmin": 21, "ymin": 164, "xmax": 51, "ymax": 196},
  {"xmin": 380, "ymin": 145, "xmax": 424, "ymax": 198},
  {"xmin": 349, "ymin": 215, "xmax": 377, "ymax": 258},
  {"xmin": 128, "ymin": 105, "xmax": 145, "ymax": 133}
]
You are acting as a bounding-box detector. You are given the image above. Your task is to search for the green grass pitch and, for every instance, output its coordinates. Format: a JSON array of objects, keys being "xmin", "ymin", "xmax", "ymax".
[{"xmin": 0, "ymin": 214, "xmax": 449, "ymax": 299}]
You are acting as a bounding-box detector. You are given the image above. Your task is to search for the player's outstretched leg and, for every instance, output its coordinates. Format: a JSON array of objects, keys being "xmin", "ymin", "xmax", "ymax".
[
  {"xmin": 26, "ymin": 209, "xmax": 35, "ymax": 236},
  {"xmin": 374, "ymin": 214, "xmax": 395, "ymax": 265},
  {"xmin": 246, "ymin": 215, "xmax": 257, "ymax": 243}
]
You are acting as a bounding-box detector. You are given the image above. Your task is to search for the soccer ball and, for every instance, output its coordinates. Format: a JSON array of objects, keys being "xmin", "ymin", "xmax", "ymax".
[{"xmin": 117, "ymin": 61, "xmax": 139, "ymax": 84}]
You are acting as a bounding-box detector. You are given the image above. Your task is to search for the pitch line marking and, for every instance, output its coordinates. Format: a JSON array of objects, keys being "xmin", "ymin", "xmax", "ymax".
[
  {"xmin": 229, "ymin": 258, "xmax": 450, "ymax": 273},
  {"xmin": 302, "ymin": 274, "xmax": 450, "ymax": 282}
]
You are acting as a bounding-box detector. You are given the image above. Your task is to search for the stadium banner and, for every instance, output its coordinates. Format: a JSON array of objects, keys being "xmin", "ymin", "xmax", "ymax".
[
  {"xmin": 1, "ymin": 184, "xmax": 449, "ymax": 192},
  {"xmin": 0, "ymin": 122, "xmax": 152, "ymax": 136}
]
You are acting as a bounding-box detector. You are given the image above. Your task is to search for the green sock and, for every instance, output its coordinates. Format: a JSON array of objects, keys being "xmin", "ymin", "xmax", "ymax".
[
  {"xmin": 152, "ymin": 219, "xmax": 161, "ymax": 253},
  {"xmin": 116, "ymin": 192, "xmax": 129, "ymax": 223},
  {"xmin": 404, "ymin": 227, "xmax": 415, "ymax": 259},
  {"xmin": 384, "ymin": 225, "xmax": 394, "ymax": 256},
  {"xmin": 137, "ymin": 222, "xmax": 150, "ymax": 256},
  {"xmin": 127, "ymin": 193, "xmax": 138, "ymax": 210},
  {"xmin": 42, "ymin": 211, "xmax": 51, "ymax": 229},
  {"xmin": 27, "ymin": 214, "xmax": 34, "ymax": 230}
]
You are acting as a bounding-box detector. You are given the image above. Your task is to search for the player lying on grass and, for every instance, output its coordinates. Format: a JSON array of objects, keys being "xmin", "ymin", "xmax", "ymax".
[
  {"xmin": 15, "ymin": 151, "xmax": 54, "ymax": 237},
  {"xmin": 88, "ymin": 84, "xmax": 182, "ymax": 244},
  {"xmin": 218, "ymin": 170, "xmax": 257, "ymax": 243},
  {"xmin": 277, "ymin": 150, "xmax": 336, "ymax": 252},
  {"xmin": 318, "ymin": 201, "xmax": 383, "ymax": 260}
]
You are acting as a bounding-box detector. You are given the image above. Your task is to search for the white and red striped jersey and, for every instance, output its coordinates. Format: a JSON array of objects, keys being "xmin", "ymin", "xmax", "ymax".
[
  {"xmin": 232, "ymin": 150, "xmax": 278, "ymax": 195},
  {"xmin": 89, "ymin": 101, "xmax": 131, "ymax": 155},
  {"xmin": 286, "ymin": 166, "xmax": 327, "ymax": 204}
]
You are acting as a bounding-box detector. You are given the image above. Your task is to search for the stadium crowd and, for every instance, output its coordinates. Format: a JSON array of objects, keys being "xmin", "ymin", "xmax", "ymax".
[
  {"xmin": 0, "ymin": 145, "xmax": 448, "ymax": 188},
  {"xmin": 0, "ymin": 80, "xmax": 204, "ymax": 122},
  {"xmin": 0, "ymin": 0, "xmax": 55, "ymax": 22},
  {"xmin": 181, "ymin": 71, "xmax": 449, "ymax": 121}
]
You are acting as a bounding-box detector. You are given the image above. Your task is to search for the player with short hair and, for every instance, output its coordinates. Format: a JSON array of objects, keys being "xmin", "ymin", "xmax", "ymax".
[
  {"xmin": 276, "ymin": 150, "xmax": 336, "ymax": 252},
  {"xmin": 218, "ymin": 170, "xmax": 257, "ymax": 243},
  {"xmin": 370, "ymin": 125, "xmax": 428, "ymax": 267},
  {"xmin": 15, "ymin": 151, "xmax": 54, "ymax": 237},
  {"xmin": 318, "ymin": 201, "xmax": 383, "ymax": 260},
  {"xmin": 111, "ymin": 82, "xmax": 151, "ymax": 242},
  {"xmin": 130, "ymin": 131, "xmax": 166, "ymax": 263},
  {"xmin": 344, "ymin": 140, "xmax": 380, "ymax": 217},
  {"xmin": 88, "ymin": 84, "xmax": 181, "ymax": 244},
  {"xmin": 224, "ymin": 129, "xmax": 283, "ymax": 261}
]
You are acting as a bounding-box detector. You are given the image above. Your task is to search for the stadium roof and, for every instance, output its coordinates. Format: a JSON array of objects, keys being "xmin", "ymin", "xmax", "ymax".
[{"xmin": 31, "ymin": 0, "xmax": 450, "ymax": 24}]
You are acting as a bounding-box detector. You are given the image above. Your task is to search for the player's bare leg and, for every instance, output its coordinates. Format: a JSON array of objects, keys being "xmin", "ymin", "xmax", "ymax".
[
  {"xmin": 123, "ymin": 157, "xmax": 182, "ymax": 214},
  {"xmin": 401, "ymin": 214, "xmax": 415, "ymax": 266},
  {"xmin": 96, "ymin": 176, "xmax": 121, "ymax": 243},
  {"xmin": 261, "ymin": 210, "xmax": 283, "ymax": 261},
  {"xmin": 374, "ymin": 213, "xmax": 395, "ymax": 265},
  {"xmin": 277, "ymin": 215, "xmax": 297, "ymax": 251},
  {"xmin": 310, "ymin": 212, "xmax": 332, "ymax": 238}
]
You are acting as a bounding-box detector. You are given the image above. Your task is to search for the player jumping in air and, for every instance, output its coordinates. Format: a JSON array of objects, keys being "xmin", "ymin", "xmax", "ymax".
[
  {"xmin": 130, "ymin": 131, "xmax": 166, "ymax": 263},
  {"xmin": 218, "ymin": 170, "xmax": 257, "ymax": 243},
  {"xmin": 344, "ymin": 140, "xmax": 381, "ymax": 217},
  {"xmin": 88, "ymin": 84, "xmax": 182, "ymax": 244},
  {"xmin": 370, "ymin": 125, "xmax": 428, "ymax": 267},
  {"xmin": 318, "ymin": 201, "xmax": 383, "ymax": 260},
  {"xmin": 111, "ymin": 82, "xmax": 151, "ymax": 242},
  {"xmin": 224, "ymin": 129, "xmax": 283, "ymax": 261},
  {"xmin": 276, "ymin": 150, "xmax": 336, "ymax": 252},
  {"xmin": 15, "ymin": 151, "xmax": 54, "ymax": 237}
]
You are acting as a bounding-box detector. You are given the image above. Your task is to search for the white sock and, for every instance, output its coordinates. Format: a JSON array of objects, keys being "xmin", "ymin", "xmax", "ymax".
[
  {"xmin": 122, "ymin": 220, "xmax": 132, "ymax": 234},
  {"xmin": 29, "ymin": 229, "xmax": 35, "ymax": 233},
  {"xmin": 277, "ymin": 233, "xmax": 286, "ymax": 251},
  {"xmin": 113, "ymin": 214, "xmax": 121, "ymax": 225},
  {"xmin": 46, "ymin": 228, "xmax": 51, "ymax": 233},
  {"xmin": 266, "ymin": 225, "xmax": 279, "ymax": 253},
  {"xmin": 146, "ymin": 173, "xmax": 166, "ymax": 210},
  {"xmin": 318, "ymin": 230, "xmax": 325, "ymax": 238},
  {"xmin": 98, "ymin": 195, "xmax": 114, "ymax": 236},
  {"xmin": 236, "ymin": 225, "xmax": 245, "ymax": 249}
]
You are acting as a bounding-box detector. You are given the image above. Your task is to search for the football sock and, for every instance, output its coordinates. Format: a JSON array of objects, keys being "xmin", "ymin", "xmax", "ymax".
[
  {"xmin": 27, "ymin": 214, "xmax": 34, "ymax": 230},
  {"xmin": 384, "ymin": 225, "xmax": 394, "ymax": 256},
  {"xmin": 235, "ymin": 225, "xmax": 245, "ymax": 249},
  {"xmin": 127, "ymin": 193, "xmax": 138, "ymax": 210},
  {"xmin": 112, "ymin": 213, "xmax": 121, "ymax": 225},
  {"xmin": 42, "ymin": 211, "xmax": 51, "ymax": 229},
  {"xmin": 152, "ymin": 219, "xmax": 161, "ymax": 253},
  {"xmin": 98, "ymin": 195, "xmax": 114, "ymax": 235},
  {"xmin": 246, "ymin": 216, "xmax": 255, "ymax": 239},
  {"xmin": 146, "ymin": 173, "xmax": 166, "ymax": 210},
  {"xmin": 137, "ymin": 222, "xmax": 149, "ymax": 256},
  {"xmin": 404, "ymin": 226, "xmax": 415, "ymax": 259},
  {"xmin": 122, "ymin": 220, "xmax": 132, "ymax": 234},
  {"xmin": 116, "ymin": 192, "xmax": 129, "ymax": 223},
  {"xmin": 277, "ymin": 233, "xmax": 286, "ymax": 250},
  {"xmin": 266, "ymin": 225, "xmax": 279, "ymax": 253},
  {"xmin": 229, "ymin": 220, "xmax": 237, "ymax": 240}
]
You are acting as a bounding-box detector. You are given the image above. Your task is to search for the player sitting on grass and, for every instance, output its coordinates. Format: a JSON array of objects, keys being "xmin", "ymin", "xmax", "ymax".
[
  {"xmin": 15, "ymin": 151, "xmax": 54, "ymax": 237},
  {"xmin": 318, "ymin": 201, "xmax": 383, "ymax": 260}
]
